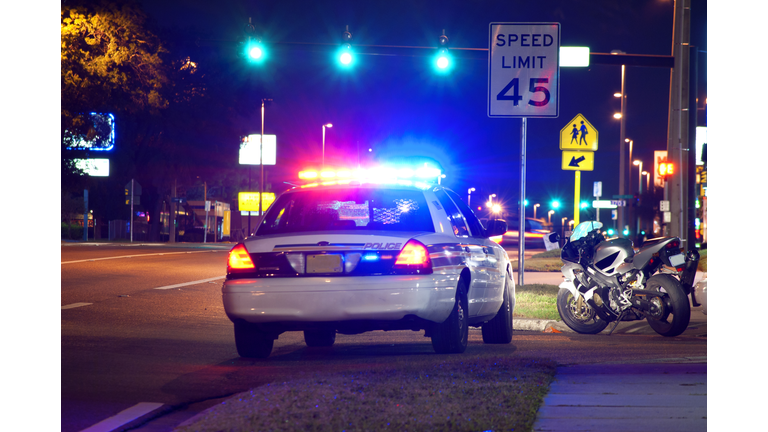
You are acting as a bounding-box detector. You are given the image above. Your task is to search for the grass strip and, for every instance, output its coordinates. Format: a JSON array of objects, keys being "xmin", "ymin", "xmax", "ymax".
[
  {"xmin": 508, "ymin": 249, "xmax": 563, "ymax": 272},
  {"xmin": 514, "ymin": 284, "xmax": 561, "ymax": 321},
  {"xmin": 175, "ymin": 356, "xmax": 557, "ymax": 432}
]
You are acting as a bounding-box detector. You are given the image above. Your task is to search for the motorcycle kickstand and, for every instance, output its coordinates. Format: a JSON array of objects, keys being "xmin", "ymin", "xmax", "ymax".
[{"xmin": 607, "ymin": 311, "xmax": 625, "ymax": 336}]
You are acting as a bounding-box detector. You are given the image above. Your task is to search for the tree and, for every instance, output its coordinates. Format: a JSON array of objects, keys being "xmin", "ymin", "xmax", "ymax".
[
  {"xmin": 61, "ymin": 0, "xmax": 170, "ymax": 194},
  {"xmin": 61, "ymin": 1, "xmax": 267, "ymax": 241}
]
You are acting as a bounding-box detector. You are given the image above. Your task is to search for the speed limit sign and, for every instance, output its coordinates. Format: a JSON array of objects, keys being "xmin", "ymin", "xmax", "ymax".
[{"xmin": 488, "ymin": 23, "xmax": 560, "ymax": 118}]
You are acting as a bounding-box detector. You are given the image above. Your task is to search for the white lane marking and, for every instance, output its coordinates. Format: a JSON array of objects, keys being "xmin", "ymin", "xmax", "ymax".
[
  {"xmin": 153, "ymin": 276, "xmax": 225, "ymax": 290},
  {"xmin": 78, "ymin": 402, "xmax": 164, "ymax": 432},
  {"xmin": 61, "ymin": 302, "xmax": 93, "ymax": 310},
  {"xmin": 62, "ymin": 250, "xmax": 223, "ymax": 265}
]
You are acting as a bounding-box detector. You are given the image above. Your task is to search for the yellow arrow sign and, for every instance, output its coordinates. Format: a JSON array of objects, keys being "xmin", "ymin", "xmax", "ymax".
[
  {"xmin": 562, "ymin": 150, "xmax": 594, "ymax": 171},
  {"xmin": 560, "ymin": 113, "xmax": 598, "ymax": 151}
]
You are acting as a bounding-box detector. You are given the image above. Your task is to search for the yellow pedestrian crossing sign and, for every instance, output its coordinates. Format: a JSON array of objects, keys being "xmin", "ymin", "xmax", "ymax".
[
  {"xmin": 560, "ymin": 114, "xmax": 598, "ymax": 151},
  {"xmin": 561, "ymin": 150, "xmax": 594, "ymax": 171}
]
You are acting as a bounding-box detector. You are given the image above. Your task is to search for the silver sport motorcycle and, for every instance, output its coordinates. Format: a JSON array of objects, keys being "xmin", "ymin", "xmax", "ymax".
[{"xmin": 556, "ymin": 221, "xmax": 700, "ymax": 337}]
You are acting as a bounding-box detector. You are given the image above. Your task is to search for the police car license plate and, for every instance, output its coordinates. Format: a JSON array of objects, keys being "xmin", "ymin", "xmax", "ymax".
[
  {"xmin": 306, "ymin": 254, "xmax": 343, "ymax": 274},
  {"xmin": 669, "ymin": 253, "xmax": 685, "ymax": 267}
]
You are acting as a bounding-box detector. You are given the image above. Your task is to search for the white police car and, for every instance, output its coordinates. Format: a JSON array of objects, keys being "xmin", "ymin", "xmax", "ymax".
[{"xmin": 223, "ymin": 177, "xmax": 514, "ymax": 358}]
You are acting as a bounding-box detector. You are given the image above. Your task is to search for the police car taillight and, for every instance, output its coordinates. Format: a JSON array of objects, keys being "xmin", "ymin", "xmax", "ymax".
[
  {"xmin": 393, "ymin": 240, "xmax": 432, "ymax": 272},
  {"xmin": 228, "ymin": 244, "xmax": 255, "ymax": 270}
]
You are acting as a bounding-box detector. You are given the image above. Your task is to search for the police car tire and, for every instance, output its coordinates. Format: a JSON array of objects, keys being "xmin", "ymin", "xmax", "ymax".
[
  {"xmin": 234, "ymin": 321, "xmax": 274, "ymax": 359},
  {"xmin": 482, "ymin": 272, "xmax": 513, "ymax": 344},
  {"xmin": 304, "ymin": 329, "xmax": 337, "ymax": 347},
  {"xmin": 431, "ymin": 279, "xmax": 469, "ymax": 354}
]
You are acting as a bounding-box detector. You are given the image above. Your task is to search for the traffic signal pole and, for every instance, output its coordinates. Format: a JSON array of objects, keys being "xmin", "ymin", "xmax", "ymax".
[{"xmin": 666, "ymin": 0, "xmax": 691, "ymax": 247}]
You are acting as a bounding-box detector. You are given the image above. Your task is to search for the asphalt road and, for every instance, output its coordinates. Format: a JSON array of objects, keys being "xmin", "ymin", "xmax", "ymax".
[{"xmin": 61, "ymin": 244, "xmax": 706, "ymax": 432}]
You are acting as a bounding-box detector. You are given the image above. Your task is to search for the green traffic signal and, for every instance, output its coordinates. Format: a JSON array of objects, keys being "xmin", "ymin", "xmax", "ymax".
[{"xmin": 245, "ymin": 38, "xmax": 267, "ymax": 63}]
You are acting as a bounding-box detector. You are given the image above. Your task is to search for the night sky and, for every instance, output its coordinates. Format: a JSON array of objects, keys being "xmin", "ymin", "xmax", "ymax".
[{"xmin": 137, "ymin": 0, "xmax": 708, "ymax": 218}]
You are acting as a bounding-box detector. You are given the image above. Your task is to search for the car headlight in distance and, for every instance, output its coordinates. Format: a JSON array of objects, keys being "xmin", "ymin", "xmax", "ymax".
[{"xmin": 228, "ymin": 243, "xmax": 255, "ymax": 272}]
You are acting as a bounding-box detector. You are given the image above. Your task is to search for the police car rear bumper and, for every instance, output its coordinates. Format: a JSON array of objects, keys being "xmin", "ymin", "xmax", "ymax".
[{"xmin": 222, "ymin": 274, "xmax": 458, "ymax": 324}]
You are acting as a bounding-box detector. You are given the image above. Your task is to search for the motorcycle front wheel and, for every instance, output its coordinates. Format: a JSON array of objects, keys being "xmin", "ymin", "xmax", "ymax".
[
  {"xmin": 644, "ymin": 274, "xmax": 691, "ymax": 337},
  {"xmin": 556, "ymin": 288, "xmax": 609, "ymax": 334}
]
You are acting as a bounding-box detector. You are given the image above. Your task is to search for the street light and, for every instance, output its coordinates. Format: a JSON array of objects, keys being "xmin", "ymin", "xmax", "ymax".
[
  {"xmin": 612, "ymin": 55, "xmax": 628, "ymax": 235},
  {"xmin": 533, "ymin": 203, "xmax": 540, "ymax": 219},
  {"xmin": 467, "ymin": 188, "xmax": 475, "ymax": 206},
  {"xmin": 257, "ymin": 98, "xmax": 272, "ymax": 229},
  {"xmin": 642, "ymin": 171, "xmax": 650, "ymax": 191},
  {"xmin": 487, "ymin": 194, "xmax": 497, "ymax": 218},
  {"xmin": 548, "ymin": 210, "xmax": 555, "ymax": 224},
  {"xmin": 322, "ymin": 123, "xmax": 333, "ymax": 167},
  {"xmin": 633, "ymin": 160, "xmax": 643, "ymax": 194}
]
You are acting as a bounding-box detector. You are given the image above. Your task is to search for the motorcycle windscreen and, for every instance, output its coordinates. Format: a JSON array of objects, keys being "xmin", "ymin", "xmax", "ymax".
[{"xmin": 570, "ymin": 221, "xmax": 603, "ymax": 241}]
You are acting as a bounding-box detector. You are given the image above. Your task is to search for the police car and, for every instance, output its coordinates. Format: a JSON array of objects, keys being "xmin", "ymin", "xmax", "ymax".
[{"xmin": 222, "ymin": 168, "xmax": 514, "ymax": 358}]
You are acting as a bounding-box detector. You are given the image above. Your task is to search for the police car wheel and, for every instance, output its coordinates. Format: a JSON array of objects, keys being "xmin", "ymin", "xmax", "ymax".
[
  {"xmin": 234, "ymin": 321, "xmax": 274, "ymax": 359},
  {"xmin": 482, "ymin": 272, "xmax": 513, "ymax": 344},
  {"xmin": 304, "ymin": 329, "xmax": 337, "ymax": 347},
  {"xmin": 431, "ymin": 279, "xmax": 469, "ymax": 354}
]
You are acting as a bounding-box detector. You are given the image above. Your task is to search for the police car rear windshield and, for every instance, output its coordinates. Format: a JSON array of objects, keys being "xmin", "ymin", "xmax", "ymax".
[{"xmin": 257, "ymin": 188, "xmax": 435, "ymax": 235}]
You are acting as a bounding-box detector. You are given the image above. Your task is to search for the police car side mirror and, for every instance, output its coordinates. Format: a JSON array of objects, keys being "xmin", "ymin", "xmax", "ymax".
[{"xmin": 485, "ymin": 219, "xmax": 508, "ymax": 237}]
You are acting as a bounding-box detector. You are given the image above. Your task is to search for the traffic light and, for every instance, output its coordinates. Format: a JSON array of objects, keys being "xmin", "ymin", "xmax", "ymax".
[
  {"xmin": 433, "ymin": 30, "xmax": 453, "ymax": 74},
  {"xmin": 336, "ymin": 25, "xmax": 355, "ymax": 68},
  {"xmin": 245, "ymin": 38, "xmax": 267, "ymax": 62},
  {"xmin": 658, "ymin": 161, "xmax": 674, "ymax": 181},
  {"xmin": 242, "ymin": 19, "xmax": 267, "ymax": 64}
]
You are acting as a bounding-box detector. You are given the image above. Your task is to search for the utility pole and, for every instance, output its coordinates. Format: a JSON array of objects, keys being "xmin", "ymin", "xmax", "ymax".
[
  {"xmin": 169, "ymin": 179, "xmax": 176, "ymax": 243},
  {"xmin": 666, "ymin": 0, "xmax": 691, "ymax": 248}
]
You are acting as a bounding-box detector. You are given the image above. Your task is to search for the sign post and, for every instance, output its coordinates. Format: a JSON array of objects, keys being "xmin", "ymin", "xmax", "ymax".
[
  {"xmin": 125, "ymin": 180, "xmax": 142, "ymax": 242},
  {"xmin": 559, "ymin": 113, "xmax": 598, "ymax": 226},
  {"xmin": 204, "ymin": 200, "xmax": 211, "ymax": 243},
  {"xmin": 489, "ymin": 22, "xmax": 560, "ymax": 287},
  {"xmin": 593, "ymin": 181, "xmax": 602, "ymax": 222}
]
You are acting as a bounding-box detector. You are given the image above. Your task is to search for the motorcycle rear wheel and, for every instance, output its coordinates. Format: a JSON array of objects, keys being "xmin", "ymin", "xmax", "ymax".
[
  {"xmin": 644, "ymin": 274, "xmax": 691, "ymax": 337},
  {"xmin": 557, "ymin": 288, "xmax": 609, "ymax": 334}
]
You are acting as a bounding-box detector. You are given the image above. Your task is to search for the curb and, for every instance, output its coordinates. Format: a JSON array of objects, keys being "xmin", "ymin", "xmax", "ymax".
[{"xmin": 513, "ymin": 318, "xmax": 573, "ymax": 333}]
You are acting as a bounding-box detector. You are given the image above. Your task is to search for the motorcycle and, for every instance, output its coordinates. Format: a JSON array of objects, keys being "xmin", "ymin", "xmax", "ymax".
[{"xmin": 555, "ymin": 221, "xmax": 699, "ymax": 337}]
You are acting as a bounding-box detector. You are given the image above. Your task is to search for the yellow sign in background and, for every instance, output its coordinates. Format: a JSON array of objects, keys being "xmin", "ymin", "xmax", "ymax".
[
  {"xmin": 561, "ymin": 150, "xmax": 594, "ymax": 171},
  {"xmin": 238, "ymin": 192, "xmax": 276, "ymax": 212},
  {"xmin": 560, "ymin": 113, "xmax": 598, "ymax": 151}
]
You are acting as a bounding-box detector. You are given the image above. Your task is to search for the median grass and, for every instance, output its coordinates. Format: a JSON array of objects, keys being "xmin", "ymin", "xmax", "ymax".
[
  {"xmin": 175, "ymin": 356, "xmax": 557, "ymax": 432},
  {"xmin": 509, "ymin": 248, "xmax": 563, "ymax": 272},
  {"xmin": 514, "ymin": 284, "xmax": 561, "ymax": 321}
]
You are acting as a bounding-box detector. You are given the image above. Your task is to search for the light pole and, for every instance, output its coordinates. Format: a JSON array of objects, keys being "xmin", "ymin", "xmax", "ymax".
[
  {"xmin": 467, "ymin": 188, "xmax": 475, "ymax": 207},
  {"xmin": 611, "ymin": 54, "xmax": 628, "ymax": 236},
  {"xmin": 487, "ymin": 194, "xmax": 496, "ymax": 217},
  {"xmin": 633, "ymin": 160, "xmax": 643, "ymax": 194},
  {"xmin": 642, "ymin": 171, "xmax": 650, "ymax": 192},
  {"xmin": 633, "ymin": 160, "xmax": 644, "ymax": 239},
  {"xmin": 548, "ymin": 210, "xmax": 555, "ymax": 224},
  {"xmin": 259, "ymin": 98, "xmax": 272, "ymax": 225},
  {"xmin": 533, "ymin": 203, "xmax": 540, "ymax": 219},
  {"xmin": 322, "ymin": 123, "xmax": 333, "ymax": 167}
]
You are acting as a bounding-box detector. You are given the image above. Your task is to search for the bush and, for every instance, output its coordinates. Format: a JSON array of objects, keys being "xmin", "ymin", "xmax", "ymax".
[{"xmin": 61, "ymin": 223, "xmax": 83, "ymax": 240}]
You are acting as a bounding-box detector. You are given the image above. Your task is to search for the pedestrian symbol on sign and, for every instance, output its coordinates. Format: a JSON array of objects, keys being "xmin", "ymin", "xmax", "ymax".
[{"xmin": 579, "ymin": 121, "xmax": 589, "ymax": 146}]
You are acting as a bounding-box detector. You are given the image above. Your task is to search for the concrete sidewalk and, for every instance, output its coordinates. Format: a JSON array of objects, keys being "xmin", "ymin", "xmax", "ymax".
[{"xmin": 533, "ymin": 362, "xmax": 707, "ymax": 432}]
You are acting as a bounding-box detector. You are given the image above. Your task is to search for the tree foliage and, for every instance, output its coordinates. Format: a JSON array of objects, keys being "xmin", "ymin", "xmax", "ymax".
[
  {"xmin": 61, "ymin": 0, "xmax": 265, "ymax": 240},
  {"xmin": 61, "ymin": 0, "xmax": 169, "ymax": 119}
]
